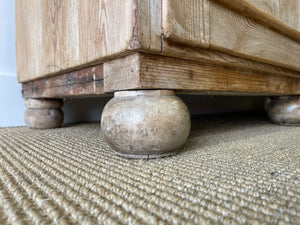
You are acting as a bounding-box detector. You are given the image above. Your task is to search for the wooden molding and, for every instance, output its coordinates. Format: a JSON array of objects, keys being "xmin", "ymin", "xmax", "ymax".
[
  {"xmin": 208, "ymin": 1, "xmax": 300, "ymax": 72},
  {"xmin": 160, "ymin": 40, "xmax": 300, "ymax": 79},
  {"xmin": 22, "ymin": 65, "xmax": 105, "ymax": 98},
  {"xmin": 216, "ymin": 0, "xmax": 300, "ymax": 42},
  {"xmin": 23, "ymin": 52, "xmax": 300, "ymax": 98},
  {"xmin": 104, "ymin": 53, "xmax": 300, "ymax": 95}
]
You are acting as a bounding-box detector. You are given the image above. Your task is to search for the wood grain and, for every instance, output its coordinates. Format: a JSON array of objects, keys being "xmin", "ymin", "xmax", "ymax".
[
  {"xmin": 104, "ymin": 53, "xmax": 300, "ymax": 95},
  {"xmin": 209, "ymin": 1, "xmax": 300, "ymax": 71},
  {"xmin": 137, "ymin": 0, "xmax": 162, "ymax": 52},
  {"xmin": 22, "ymin": 65, "xmax": 104, "ymax": 98},
  {"xmin": 17, "ymin": 0, "xmax": 300, "ymax": 84},
  {"xmin": 216, "ymin": 0, "xmax": 300, "ymax": 42},
  {"xmin": 23, "ymin": 81, "xmax": 105, "ymax": 99},
  {"xmin": 22, "ymin": 52, "xmax": 300, "ymax": 98},
  {"xmin": 25, "ymin": 108, "xmax": 64, "ymax": 129},
  {"xmin": 24, "ymin": 99, "xmax": 64, "ymax": 129},
  {"xmin": 103, "ymin": 54, "xmax": 141, "ymax": 92},
  {"xmin": 16, "ymin": 0, "xmax": 136, "ymax": 82},
  {"xmin": 162, "ymin": 0, "xmax": 210, "ymax": 47},
  {"xmin": 101, "ymin": 90, "xmax": 190, "ymax": 158},
  {"xmin": 245, "ymin": 0, "xmax": 300, "ymax": 31},
  {"xmin": 161, "ymin": 40, "xmax": 300, "ymax": 79}
]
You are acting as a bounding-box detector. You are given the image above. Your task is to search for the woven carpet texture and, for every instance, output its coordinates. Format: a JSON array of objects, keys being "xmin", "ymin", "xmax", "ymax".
[{"xmin": 0, "ymin": 113, "xmax": 299, "ymax": 225}]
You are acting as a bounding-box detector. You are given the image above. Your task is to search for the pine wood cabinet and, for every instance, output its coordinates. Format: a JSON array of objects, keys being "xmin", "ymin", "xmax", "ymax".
[
  {"xmin": 16, "ymin": 0, "xmax": 300, "ymax": 157},
  {"xmin": 17, "ymin": 0, "xmax": 300, "ymax": 94}
]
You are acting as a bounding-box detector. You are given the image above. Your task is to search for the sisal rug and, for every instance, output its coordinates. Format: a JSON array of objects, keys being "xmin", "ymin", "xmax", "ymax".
[{"xmin": 0, "ymin": 112, "xmax": 299, "ymax": 224}]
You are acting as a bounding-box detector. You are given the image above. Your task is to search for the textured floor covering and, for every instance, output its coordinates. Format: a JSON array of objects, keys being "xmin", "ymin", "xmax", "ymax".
[{"xmin": 0, "ymin": 112, "xmax": 299, "ymax": 225}]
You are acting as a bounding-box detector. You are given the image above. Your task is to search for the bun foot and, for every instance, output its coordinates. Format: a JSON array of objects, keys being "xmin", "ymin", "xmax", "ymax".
[
  {"xmin": 24, "ymin": 99, "xmax": 64, "ymax": 129},
  {"xmin": 267, "ymin": 96, "xmax": 300, "ymax": 125},
  {"xmin": 101, "ymin": 90, "xmax": 191, "ymax": 158}
]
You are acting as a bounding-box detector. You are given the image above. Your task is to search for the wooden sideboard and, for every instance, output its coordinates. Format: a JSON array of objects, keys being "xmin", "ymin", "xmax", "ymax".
[{"xmin": 16, "ymin": 0, "xmax": 300, "ymax": 158}]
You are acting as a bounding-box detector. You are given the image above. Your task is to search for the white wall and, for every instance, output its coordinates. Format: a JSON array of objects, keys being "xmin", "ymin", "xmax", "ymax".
[
  {"xmin": 0, "ymin": 0, "xmax": 26, "ymax": 127},
  {"xmin": 0, "ymin": 1, "xmax": 16, "ymax": 76}
]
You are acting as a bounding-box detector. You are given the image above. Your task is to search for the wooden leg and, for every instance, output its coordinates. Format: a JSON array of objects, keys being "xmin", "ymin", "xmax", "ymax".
[
  {"xmin": 101, "ymin": 90, "xmax": 191, "ymax": 158},
  {"xmin": 24, "ymin": 99, "xmax": 64, "ymax": 129},
  {"xmin": 266, "ymin": 96, "xmax": 300, "ymax": 125}
]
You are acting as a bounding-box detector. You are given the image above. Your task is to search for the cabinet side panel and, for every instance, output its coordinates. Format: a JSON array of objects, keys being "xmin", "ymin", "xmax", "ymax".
[
  {"xmin": 16, "ymin": 1, "xmax": 43, "ymax": 82},
  {"xmin": 16, "ymin": 0, "xmax": 134, "ymax": 83}
]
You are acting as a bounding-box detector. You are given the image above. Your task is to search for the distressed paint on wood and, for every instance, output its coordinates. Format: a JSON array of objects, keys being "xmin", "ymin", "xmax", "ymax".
[
  {"xmin": 23, "ymin": 81, "xmax": 105, "ymax": 99},
  {"xmin": 22, "ymin": 65, "xmax": 103, "ymax": 90},
  {"xmin": 16, "ymin": 0, "xmax": 136, "ymax": 82},
  {"xmin": 22, "ymin": 65, "xmax": 104, "ymax": 98}
]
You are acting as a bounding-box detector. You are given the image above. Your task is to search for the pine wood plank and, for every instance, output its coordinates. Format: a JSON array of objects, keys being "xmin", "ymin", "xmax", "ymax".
[
  {"xmin": 162, "ymin": 0, "xmax": 210, "ymax": 48},
  {"xmin": 209, "ymin": 1, "xmax": 300, "ymax": 71},
  {"xmin": 22, "ymin": 65, "xmax": 103, "ymax": 91},
  {"xmin": 246, "ymin": 0, "xmax": 300, "ymax": 31},
  {"xmin": 16, "ymin": 0, "xmax": 136, "ymax": 83},
  {"xmin": 104, "ymin": 53, "xmax": 300, "ymax": 95},
  {"xmin": 103, "ymin": 54, "xmax": 141, "ymax": 92},
  {"xmin": 23, "ymin": 81, "xmax": 105, "ymax": 98},
  {"xmin": 247, "ymin": 0, "xmax": 300, "ymax": 31},
  {"xmin": 22, "ymin": 65, "xmax": 104, "ymax": 98},
  {"xmin": 137, "ymin": 0, "xmax": 162, "ymax": 52},
  {"xmin": 216, "ymin": 0, "xmax": 300, "ymax": 42},
  {"xmin": 160, "ymin": 0, "xmax": 300, "ymax": 71},
  {"xmin": 161, "ymin": 40, "xmax": 300, "ymax": 79}
]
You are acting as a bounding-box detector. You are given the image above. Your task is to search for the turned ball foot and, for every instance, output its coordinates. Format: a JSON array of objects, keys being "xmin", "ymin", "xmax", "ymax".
[
  {"xmin": 101, "ymin": 90, "xmax": 191, "ymax": 158},
  {"xmin": 266, "ymin": 96, "xmax": 300, "ymax": 125},
  {"xmin": 24, "ymin": 99, "xmax": 64, "ymax": 129}
]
